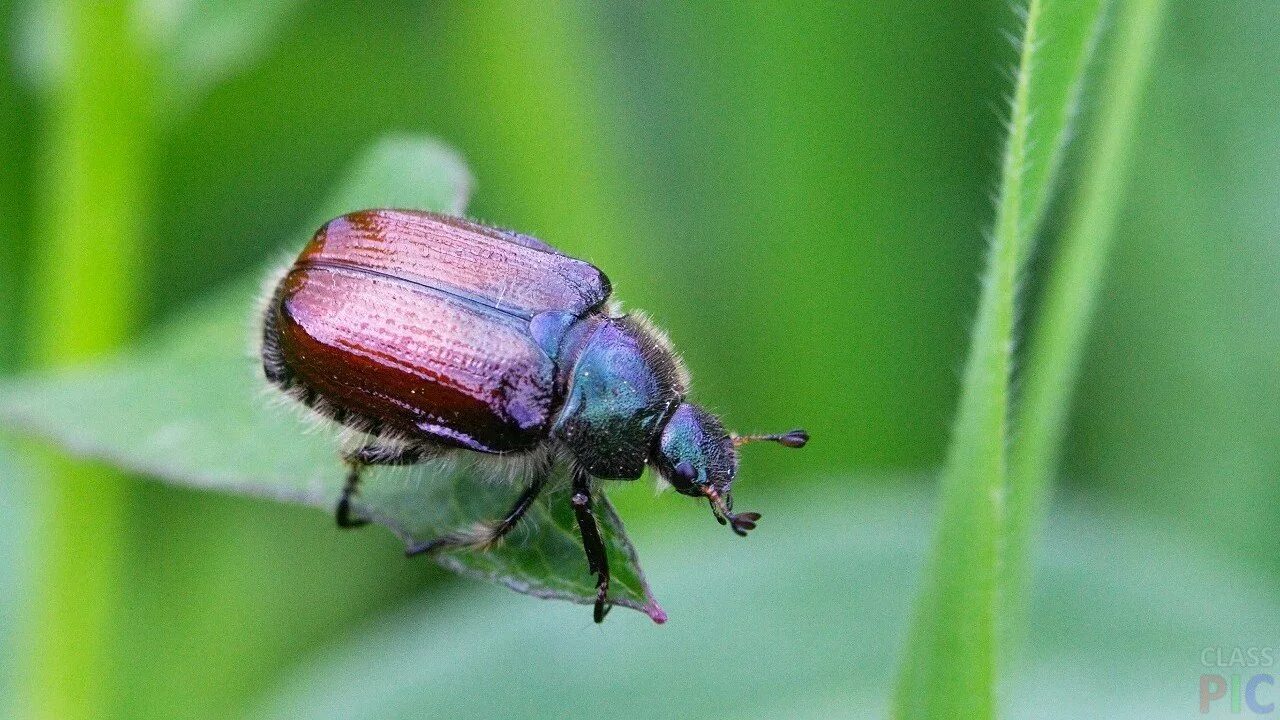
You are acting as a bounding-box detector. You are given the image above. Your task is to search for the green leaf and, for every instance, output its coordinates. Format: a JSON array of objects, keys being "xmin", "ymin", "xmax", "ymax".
[
  {"xmin": 0, "ymin": 135, "xmax": 664, "ymax": 622},
  {"xmin": 893, "ymin": 2, "xmax": 1112, "ymax": 717},
  {"xmin": 245, "ymin": 485, "xmax": 1279, "ymax": 720}
]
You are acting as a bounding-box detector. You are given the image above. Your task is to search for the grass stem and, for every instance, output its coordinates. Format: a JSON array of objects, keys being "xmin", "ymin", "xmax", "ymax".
[
  {"xmin": 25, "ymin": 2, "xmax": 154, "ymax": 718},
  {"xmin": 892, "ymin": 2, "xmax": 1043, "ymax": 718},
  {"xmin": 1004, "ymin": 0, "xmax": 1166, "ymax": 626}
]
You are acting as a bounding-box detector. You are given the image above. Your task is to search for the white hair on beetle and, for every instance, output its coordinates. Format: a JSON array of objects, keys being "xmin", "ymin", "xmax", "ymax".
[
  {"xmin": 248, "ymin": 255, "xmax": 295, "ymax": 360},
  {"xmin": 652, "ymin": 470, "xmax": 673, "ymax": 495},
  {"xmin": 616, "ymin": 307, "xmax": 693, "ymax": 392}
]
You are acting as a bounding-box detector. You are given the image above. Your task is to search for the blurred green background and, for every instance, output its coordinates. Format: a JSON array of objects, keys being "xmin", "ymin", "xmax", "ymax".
[{"xmin": 1, "ymin": 1, "xmax": 1277, "ymax": 718}]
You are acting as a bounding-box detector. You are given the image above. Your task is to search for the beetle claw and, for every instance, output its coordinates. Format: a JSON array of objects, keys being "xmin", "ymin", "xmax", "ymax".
[
  {"xmin": 728, "ymin": 511, "xmax": 761, "ymax": 536},
  {"xmin": 704, "ymin": 487, "xmax": 760, "ymax": 536}
]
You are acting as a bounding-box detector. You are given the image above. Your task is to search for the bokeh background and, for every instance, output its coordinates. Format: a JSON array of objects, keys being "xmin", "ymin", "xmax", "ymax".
[{"xmin": 0, "ymin": 1, "xmax": 1276, "ymax": 718}]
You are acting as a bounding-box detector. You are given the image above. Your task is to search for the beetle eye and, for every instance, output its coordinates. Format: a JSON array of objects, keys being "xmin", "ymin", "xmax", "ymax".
[{"xmin": 674, "ymin": 461, "xmax": 697, "ymax": 484}]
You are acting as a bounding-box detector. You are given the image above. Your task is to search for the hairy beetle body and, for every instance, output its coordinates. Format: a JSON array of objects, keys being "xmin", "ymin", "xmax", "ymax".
[
  {"xmin": 263, "ymin": 210, "xmax": 609, "ymax": 452},
  {"xmin": 261, "ymin": 209, "xmax": 807, "ymax": 623}
]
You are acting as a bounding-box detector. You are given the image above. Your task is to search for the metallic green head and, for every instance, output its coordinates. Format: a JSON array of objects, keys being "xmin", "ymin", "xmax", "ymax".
[{"xmin": 654, "ymin": 402, "xmax": 807, "ymax": 536}]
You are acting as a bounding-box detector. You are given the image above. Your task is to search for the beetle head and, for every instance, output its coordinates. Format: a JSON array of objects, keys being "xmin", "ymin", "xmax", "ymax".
[{"xmin": 656, "ymin": 403, "xmax": 808, "ymax": 537}]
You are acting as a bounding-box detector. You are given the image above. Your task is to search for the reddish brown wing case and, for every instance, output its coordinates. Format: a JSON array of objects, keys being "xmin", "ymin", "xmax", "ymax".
[{"xmin": 269, "ymin": 210, "xmax": 611, "ymax": 452}]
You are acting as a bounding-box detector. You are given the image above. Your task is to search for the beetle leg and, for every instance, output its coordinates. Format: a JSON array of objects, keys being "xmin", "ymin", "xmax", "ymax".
[
  {"xmin": 336, "ymin": 462, "xmax": 369, "ymax": 529},
  {"xmin": 337, "ymin": 443, "xmax": 438, "ymax": 529},
  {"xmin": 404, "ymin": 460, "xmax": 550, "ymax": 557},
  {"xmin": 570, "ymin": 466, "xmax": 612, "ymax": 623}
]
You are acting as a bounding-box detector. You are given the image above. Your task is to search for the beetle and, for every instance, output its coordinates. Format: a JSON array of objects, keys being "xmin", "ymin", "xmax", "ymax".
[{"xmin": 260, "ymin": 209, "xmax": 807, "ymax": 622}]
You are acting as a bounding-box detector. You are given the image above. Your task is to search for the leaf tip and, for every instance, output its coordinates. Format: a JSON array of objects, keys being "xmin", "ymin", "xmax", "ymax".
[{"xmin": 644, "ymin": 599, "xmax": 668, "ymax": 624}]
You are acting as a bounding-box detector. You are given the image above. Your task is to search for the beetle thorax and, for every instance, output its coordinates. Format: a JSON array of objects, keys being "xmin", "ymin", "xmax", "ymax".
[{"xmin": 550, "ymin": 314, "xmax": 688, "ymax": 480}]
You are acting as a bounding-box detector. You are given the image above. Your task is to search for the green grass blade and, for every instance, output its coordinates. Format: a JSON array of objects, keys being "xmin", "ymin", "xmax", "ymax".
[
  {"xmin": 1019, "ymin": 0, "xmax": 1111, "ymax": 233},
  {"xmin": 1005, "ymin": 0, "xmax": 1167, "ymax": 623},
  {"xmin": 892, "ymin": 5, "xmax": 1043, "ymax": 715},
  {"xmin": 23, "ymin": 3, "xmax": 156, "ymax": 718},
  {"xmin": 891, "ymin": 0, "xmax": 1111, "ymax": 715}
]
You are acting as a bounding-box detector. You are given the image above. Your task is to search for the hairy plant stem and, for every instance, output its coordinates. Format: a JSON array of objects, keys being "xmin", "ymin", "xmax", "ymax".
[
  {"xmin": 1004, "ymin": 0, "xmax": 1166, "ymax": 627},
  {"xmin": 892, "ymin": 3, "xmax": 1043, "ymax": 718}
]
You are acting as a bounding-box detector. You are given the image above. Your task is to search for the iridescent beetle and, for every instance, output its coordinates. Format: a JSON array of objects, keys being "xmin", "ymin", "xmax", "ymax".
[{"xmin": 260, "ymin": 210, "xmax": 807, "ymax": 622}]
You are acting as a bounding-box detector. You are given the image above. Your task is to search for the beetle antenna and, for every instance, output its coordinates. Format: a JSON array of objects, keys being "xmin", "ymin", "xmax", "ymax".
[{"xmin": 732, "ymin": 429, "xmax": 809, "ymax": 449}]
